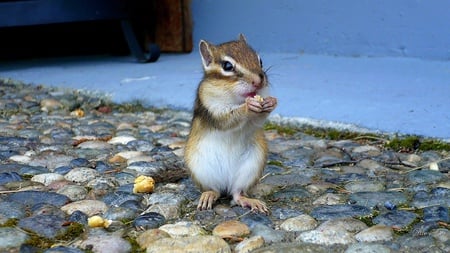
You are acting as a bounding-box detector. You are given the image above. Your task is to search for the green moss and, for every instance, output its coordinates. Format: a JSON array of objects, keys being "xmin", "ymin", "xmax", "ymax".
[
  {"xmin": 125, "ymin": 236, "xmax": 146, "ymax": 253},
  {"xmin": 113, "ymin": 100, "xmax": 148, "ymax": 113},
  {"xmin": 24, "ymin": 222, "xmax": 85, "ymax": 250},
  {"xmin": 267, "ymin": 160, "xmax": 284, "ymax": 167},
  {"xmin": 264, "ymin": 122, "xmax": 298, "ymax": 135},
  {"xmin": 0, "ymin": 218, "xmax": 18, "ymax": 227},
  {"xmin": 386, "ymin": 136, "xmax": 450, "ymax": 152}
]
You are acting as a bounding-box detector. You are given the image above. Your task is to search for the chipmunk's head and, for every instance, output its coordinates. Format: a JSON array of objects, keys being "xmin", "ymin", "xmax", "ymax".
[{"xmin": 199, "ymin": 34, "xmax": 268, "ymax": 103}]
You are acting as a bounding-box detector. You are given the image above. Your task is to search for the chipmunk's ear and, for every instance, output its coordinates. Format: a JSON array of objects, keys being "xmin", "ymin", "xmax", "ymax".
[
  {"xmin": 238, "ymin": 34, "xmax": 247, "ymax": 43},
  {"xmin": 199, "ymin": 40, "xmax": 214, "ymax": 70}
]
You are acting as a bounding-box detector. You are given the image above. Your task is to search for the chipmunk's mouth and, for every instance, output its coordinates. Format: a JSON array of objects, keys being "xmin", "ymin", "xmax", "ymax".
[{"xmin": 244, "ymin": 92, "xmax": 257, "ymax": 98}]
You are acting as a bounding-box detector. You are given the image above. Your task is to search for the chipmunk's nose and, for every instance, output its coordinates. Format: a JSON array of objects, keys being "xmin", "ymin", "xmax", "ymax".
[{"xmin": 252, "ymin": 73, "xmax": 265, "ymax": 88}]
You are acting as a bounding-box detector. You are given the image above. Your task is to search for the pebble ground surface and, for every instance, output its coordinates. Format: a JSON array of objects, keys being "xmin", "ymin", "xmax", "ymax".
[{"xmin": 0, "ymin": 79, "xmax": 449, "ymax": 253}]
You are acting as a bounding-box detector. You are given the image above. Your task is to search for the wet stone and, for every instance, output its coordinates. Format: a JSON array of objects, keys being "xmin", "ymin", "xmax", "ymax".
[
  {"xmin": 133, "ymin": 212, "xmax": 166, "ymax": 230},
  {"xmin": 311, "ymin": 204, "xmax": 372, "ymax": 221},
  {"xmin": 102, "ymin": 191, "xmax": 142, "ymax": 207},
  {"xmin": 423, "ymin": 206, "xmax": 449, "ymax": 223},
  {"xmin": 412, "ymin": 187, "xmax": 450, "ymax": 208},
  {"xmin": 0, "ymin": 171, "xmax": 22, "ymax": 185},
  {"xmin": 373, "ymin": 210, "xmax": 418, "ymax": 229},
  {"xmin": 6, "ymin": 191, "xmax": 70, "ymax": 207},
  {"xmin": 407, "ymin": 170, "xmax": 445, "ymax": 184},
  {"xmin": 18, "ymin": 214, "xmax": 68, "ymax": 239},
  {"xmin": 349, "ymin": 191, "xmax": 407, "ymax": 208}
]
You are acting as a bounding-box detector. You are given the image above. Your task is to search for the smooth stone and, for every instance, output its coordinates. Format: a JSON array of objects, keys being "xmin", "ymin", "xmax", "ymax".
[
  {"xmin": 253, "ymin": 242, "xmax": 333, "ymax": 253},
  {"xmin": 69, "ymin": 157, "xmax": 90, "ymax": 167},
  {"xmin": 145, "ymin": 203, "xmax": 181, "ymax": 220},
  {"xmin": 31, "ymin": 173, "xmax": 65, "ymax": 186},
  {"xmin": 28, "ymin": 154, "xmax": 73, "ymax": 171},
  {"xmin": 44, "ymin": 246, "xmax": 85, "ymax": 253},
  {"xmin": 0, "ymin": 201, "xmax": 26, "ymax": 223},
  {"xmin": 19, "ymin": 165, "xmax": 50, "ymax": 176},
  {"xmin": 297, "ymin": 220, "xmax": 357, "ymax": 245},
  {"xmin": 349, "ymin": 191, "xmax": 407, "ymax": 208},
  {"xmin": 319, "ymin": 218, "xmax": 368, "ymax": 233},
  {"xmin": 103, "ymin": 206, "xmax": 138, "ymax": 221},
  {"xmin": 64, "ymin": 167, "xmax": 99, "ymax": 183},
  {"xmin": 126, "ymin": 161, "xmax": 159, "ymax": 175},
  {"xmin": 345, "ymin": 242, "xmax": 392, "ymax": 253},
  {"xmin": 212, "ymin": 220, "xmax": 250, "ymax": 238},
  {"xmin": 430, "ymin": 228, "xmax": 450, "ymax": 243},
  {"xmin": 54, "ymin": 165, "xmax": 73, "ymax": 175},
  {"xmin": 407, "ymin": 170, "xmax": 445, "ymax": 184},
  {"xmin": 108, "ymin": 136, "xmax": 137, "ymax": 145},
  {"xmin": 0, "ymin": 171, "xmax": 22, "ymax": 185},
  {"xmin": 146, "ymin": 235, "xmax": 230, "ymax": 253},
  {"xmin": 312, "ymin": 193, "xmax": 345, "ymax": 205},
  {"xmin": 68, "ymin": 210, "xmax": 89, "ymax": 225},
  {"xmin": 8, "ymin": 154, "xmax": 32, "ymax": 163},
  {"xmin": 397, "ymin": 235, "xmax": 440, "ymax": 252},
  {"xmin": 239, "ymin": 211, "xmax": 273, "ymax": 228},
  {"xmin": 18, "ymin": 214, "xmax": 67, "ymax": 239},
  {"xmin": 250, "ymin": 223, "xmax": 285, "ymax": 244},
  {"xmin": 354, "ymin": 225, "xmax": 394, "ymax": 242},
  {"xmin": 159, "ymin": 221, "xmax": 206, "ymax": 238},
  {"xmin": 61, "ymin": 200, "xmax": 108, "ymax": 216},
  {"xmin": 345, "ymin": 181, "xmax": 385, "ymax": 192},
  {"xmin": 280, "ymin": 214, "xmax": 318, "ymax": 232},
  {"xmin": 103, "ymin": 191, "xmax": 142, "ymax": 206},
  {"xmin": 325, "ymin": 173, "xmax": 368, "ymax": 184},
  {"xmin": 133, "ymin": 212, "xmax": 166, "ymax": 230},
  {"xmin": 262, "ymin": 173, "xmax": 312, "ymax": 187},
  {"xmin": 94, "ymin": 161, "xmax": 113, "ymax": 173},
  {"xmin": 79, "ymin": 234, "xmax": 131, "ymax": 253},
  {"xmin": 423, "ymin": 206, "xmax": 449, "ymax": 222},
  {"xmin": 373, "ymin": 210, "xmax": 418, "ymax": 229},
  {"xmin": 56, "ymin": 185, "xmax": 88, "ymax": 201},
  {"xmin": 352, "ymin": 145, "xmax": 381, "ymax": 154},
  {"xmin": 235, "ymin": 236, "xmax": 265, "ymax": 253},
  {"xmin": 412, "ymin": 187, "xmax": 450, "ymax": 208},
  {"xmin": 136, "ymin": 229, "xmax": 171, "ymax": 249},
  {"xmin": 77, "ymin": 140, "xmax": 112, "ymax": 150},
  {"xmin": 6, "ymin": 191, "xmax": 70, "ymax": 207},
  {"xmin": 0, "ymin": 227, "xmax": 29, "ymax": 249},
  {"xmin": 271, "ymin": 207, "xmax": 303, "ymax": 220},
  {"xmin": 310, "ymin": 204, "xmax": 372, "ymax": 220}
]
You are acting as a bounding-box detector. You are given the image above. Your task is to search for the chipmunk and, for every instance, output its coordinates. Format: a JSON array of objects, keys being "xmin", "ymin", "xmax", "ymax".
[{"xmin": 184, "ymin": 34, "xmax": 277, "ymax": 213}]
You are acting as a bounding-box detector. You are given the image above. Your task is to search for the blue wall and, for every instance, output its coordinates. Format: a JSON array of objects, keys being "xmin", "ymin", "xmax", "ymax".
[{"xmin": 191, "ymin": 0, "xmax": 450, "ymax": 60}]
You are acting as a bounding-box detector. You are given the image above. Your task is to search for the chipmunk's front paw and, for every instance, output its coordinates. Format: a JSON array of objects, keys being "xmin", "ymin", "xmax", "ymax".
[
  {"xmin": 262, "ymin": 96, "xmax": 277, "ymax": 113},
  {"xmin": 245, "ymin": 96, "xmax": 264, "ymax": 113}
]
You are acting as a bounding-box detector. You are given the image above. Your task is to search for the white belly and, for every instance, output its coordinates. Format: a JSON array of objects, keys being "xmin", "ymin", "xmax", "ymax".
[{"xmin": 189, "ymin": 129, "xmax": 264, "ymax": 195}]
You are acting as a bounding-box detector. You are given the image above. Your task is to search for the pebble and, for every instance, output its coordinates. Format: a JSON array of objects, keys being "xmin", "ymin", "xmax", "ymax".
[
  {"xmin": 0, "ymin": 81, "xmax": 448, "ymax": 252},
  {"xmin": 212, "ymin": 220, "xmax": 250, "ymax": 239},
  {"xmin": 0, "ymin": 227, "xmax": 29, "ymax": 249},
  {"xmin": 159, "ymin": 221, "xmax": 206, "ymax": 238},
  {"xmin": 146, "ymin": 235, "xmax": 231, "ymax": 253},
  {"xmin": 280, "ymin": 214, "xmax": 318, "ymax": 232},
  {"xmin": 78, "ymin": 234, "xmax": 131, "ymax": 253},
  {"xmin": 235, "ymin": 236, "xmax": 265, "ymax": 253},
  {"xmin": 61, "ymin": 200, "xmax": 108, "ymax": 216},
  {"xmin": 354, "ymin": 225, "xmax": 394, "ymax": 242},
  {"xmin": 136, "ymin": 229, "xmax": 171, "ymax": 249}
]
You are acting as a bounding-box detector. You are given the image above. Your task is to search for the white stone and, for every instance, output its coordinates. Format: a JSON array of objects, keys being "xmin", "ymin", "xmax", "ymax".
[
  {"xmin": 64, "ymin": 167, "xmax": 99, "ymax": 183},
  {"xmin": 280, "ymin": 214, "xmax": 318, "ymax": 232},
  {"xmin": 31, "ymin": 173, "xmax": 65, "ymax": 186},
  {"xmin": 159, "ymin": 221, "xmax": 206, "ymax": 238},
  {"xmin": 355, "ymin": 225, "xmax": 393, "ymax": 242},
  {"xmin": 146, "ymin": 235, "xmax": 230, "ymax": 253},
  {"xmin": 108, "ymin": 136, "xmax": 137, "ymax": 145},
  {"xmin": 61, "ymin": 200, "xmax": 108, "ymax": 216}
]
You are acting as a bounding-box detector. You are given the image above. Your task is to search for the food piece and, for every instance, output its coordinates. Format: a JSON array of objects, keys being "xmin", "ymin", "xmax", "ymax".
[
  {"xmin": 253, "ymin": 95, "xmax": 264, "ymax": 103},
  {"xmin": 133, "ymin": 175, "xmax": 155, "ymax": 193},
  {"xmin": 88, "ymin": 215, "xmax": 112, "ymax": 228}
]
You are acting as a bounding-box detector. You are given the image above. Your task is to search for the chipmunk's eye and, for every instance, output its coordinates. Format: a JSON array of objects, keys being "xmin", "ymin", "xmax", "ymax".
[{"xmin": 221, "ymin": 61, "xmax": 234, "ymax": 72}]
